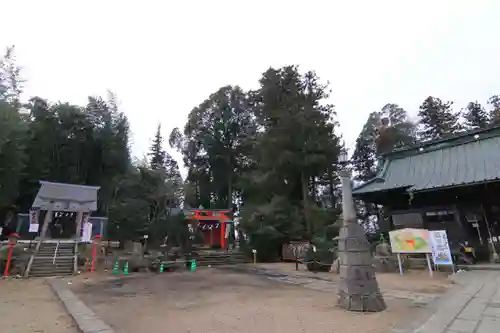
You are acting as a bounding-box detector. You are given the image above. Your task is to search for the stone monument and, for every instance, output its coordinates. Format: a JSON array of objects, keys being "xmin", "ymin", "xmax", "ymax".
[
  {"xmin": 337, "ymin": 170, "xmax": 386, "ymax": 312},
  {"xmin": 373, "ymin": 238, "xmax": 398, "ymax": 273}
]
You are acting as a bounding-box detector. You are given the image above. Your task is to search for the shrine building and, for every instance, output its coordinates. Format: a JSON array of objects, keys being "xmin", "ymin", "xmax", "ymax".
[{"xmin": 352, "ymin": 126, "xmax": 500, "ymax": 261}]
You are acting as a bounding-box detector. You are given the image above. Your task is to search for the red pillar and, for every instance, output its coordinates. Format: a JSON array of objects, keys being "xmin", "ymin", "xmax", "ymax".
[{"xmin": 220, "ymin": 222, "xmax": 225, "ymax": 249}]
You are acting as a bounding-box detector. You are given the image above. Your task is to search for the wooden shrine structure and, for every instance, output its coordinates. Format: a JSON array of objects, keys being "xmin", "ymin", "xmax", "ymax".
[
  {"xmin": 186, "ymin": 208, "xmax": 233, "ymax": 249},
  {"xmin": 25, "ymin": 181, "xmax": 100, "ymax": 276}
]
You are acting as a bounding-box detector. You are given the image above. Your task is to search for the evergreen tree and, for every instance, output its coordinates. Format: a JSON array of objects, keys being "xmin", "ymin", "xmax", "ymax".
[
  {"xmin": 463, "ymin": 101, "xmax": 489, "ymax": 130},
  {"xmin": 377, "ymin": 103, "xmax": 416, "ymax": 154},
  {"xmin": 149, "ymin": 123, "xmax": 166, "ymax": 170},
  {"xmin": 488, "ymin": 95, "xmax": 500, "ymax": 126},
  {"xmin": 352, "ymin": 104, "xmax": 416, "ymax": 181},
  {"xmin": 418, "ymin": 96, "xmax": 460, "ymax": 141},
  {"xmin": 0, "ymin": 47, "xmax": 26, "ymax": 217},
  {"xmin": 352, "ymin": 112, "xmax": 379, "ymax": 181},
  {"xmin": 164, "ymin": 152, "xmax": 183, "ymax": 207}
]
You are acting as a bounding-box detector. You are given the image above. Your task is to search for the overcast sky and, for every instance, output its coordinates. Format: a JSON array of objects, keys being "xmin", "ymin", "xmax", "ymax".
[{"xmin": 1, "ymin": 1, "xmax": 500, "ymax": 174}]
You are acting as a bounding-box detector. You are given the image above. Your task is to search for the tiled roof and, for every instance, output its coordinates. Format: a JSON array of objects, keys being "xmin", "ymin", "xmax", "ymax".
[{"xmin": 352, "ymin": 127, "xmax": 500, "ymax": 195}]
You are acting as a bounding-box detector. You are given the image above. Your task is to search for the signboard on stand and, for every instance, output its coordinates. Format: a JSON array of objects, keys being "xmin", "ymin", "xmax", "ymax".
[
  {"xmin": 429, "ymin": 230, "xmax": 453, "ymax": 266},
  {"xmin": 389, "ymin": 228, "xmax": 432, "ymax": 253},
  {"xmin": 389, "ymin": 228, "xmax": 434, "ymax": 277}
]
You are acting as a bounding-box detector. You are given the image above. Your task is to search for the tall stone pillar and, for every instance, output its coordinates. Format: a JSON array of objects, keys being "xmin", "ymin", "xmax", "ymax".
[{"xmin": 337, "ymin": 171, "xmax": 386, "ymax": 312}]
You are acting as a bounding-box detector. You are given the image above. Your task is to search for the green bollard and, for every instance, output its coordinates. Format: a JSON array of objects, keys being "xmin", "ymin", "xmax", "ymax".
[
  {"xmin": 159, "ymin": 263, "xmax": 164, "ymax": 273},
  {"xmin": 190, "ymin": 259, "xmax": 197, "ymax": 271},
  {"xmin": 112, "ymin": 261, "xmax": 119, "ymax": 275},
  {"xmin": 123, "ymin": 261, "xmax": 129, "ymax": 275}
]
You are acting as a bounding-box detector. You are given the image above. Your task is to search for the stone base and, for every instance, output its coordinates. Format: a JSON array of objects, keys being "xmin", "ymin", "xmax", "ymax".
[
  {"xmin": 336, "ymin": 221, "xmax": 386, "ymax": 312},
  {"xmin": 337, "ymin": 290, "xmax": 386, "ymax": 312},
  {"xmin": 330, "ymin": 258, "xmax": 340, "ymax": 274}
]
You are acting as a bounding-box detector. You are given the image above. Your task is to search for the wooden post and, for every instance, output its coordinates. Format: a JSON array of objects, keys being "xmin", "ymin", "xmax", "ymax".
[
  {"xmin": 75, "ymin": 211, "xmax": 84, "ymax": 240},
  {"xmin": 425, "ymin": 253, "xmax": 433, "ymax": 277},
  {"xmin": 397, "ymin": 253, "xmax": 403, "ymax": 276},
  {"xmin": 39, "ymin": 209, "xmax": 54, "ymax": 240},
  {"xmin": 73, "ymin": 211, "xmax": 84, "ymax": 275}
]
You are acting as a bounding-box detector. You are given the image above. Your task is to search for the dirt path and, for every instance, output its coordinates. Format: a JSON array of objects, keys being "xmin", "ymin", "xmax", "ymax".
[
  {"xmin": 0, "ymin": 278, "xmax": 77, "ymax": 333},
  {"xmin": 253, "ymin": 262, "xmax": 452, "ymax": 294},
  {"xmin": 71, "ymin": 269, "xmax": 427, "ymax": 333}
]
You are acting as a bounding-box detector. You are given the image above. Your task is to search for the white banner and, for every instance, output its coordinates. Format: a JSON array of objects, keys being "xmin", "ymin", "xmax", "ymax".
[
  {"xmin": 429, "ymin": 230, "xmax": 453, "ymax": 266},
  {"xmin": 29, "ymin": 209, "xmax": 39, "ymax": 233},
  {"xmin": 81, "ymin": 222, "xmax": 92, "ymax": 242}
]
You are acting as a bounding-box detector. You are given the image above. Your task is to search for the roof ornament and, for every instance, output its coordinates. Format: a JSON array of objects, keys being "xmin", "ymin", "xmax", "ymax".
[{"xmin": 408, "ymin": 191, "xmax": 414, "ymax": 205}]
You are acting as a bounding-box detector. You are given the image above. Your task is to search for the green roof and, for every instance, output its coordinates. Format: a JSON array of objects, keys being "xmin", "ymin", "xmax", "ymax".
[{"xmin": 352, "ymin": 126, "xmax": 500, "ymax": 195}]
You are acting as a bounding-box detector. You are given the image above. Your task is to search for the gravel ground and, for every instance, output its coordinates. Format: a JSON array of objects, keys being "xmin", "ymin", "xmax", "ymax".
[
  {"xmin": 253, "ymin": 262, "xmax": 452, "ymax": 294},
  {"xmin": 70, "ymin": 269, "xmax": 429, "ymax": 333},
  {"xmin": 0, "ymin": 278, "xmax": 77, "ymax": 333}
]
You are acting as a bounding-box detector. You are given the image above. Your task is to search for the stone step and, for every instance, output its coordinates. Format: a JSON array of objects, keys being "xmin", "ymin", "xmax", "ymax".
[
  {"xmin": 30, "ymin": 270, "xmax": 73, "ymax": 277},
  {"xmin": 32, "ymin": 260, "xmax": 73, "ymax": 265},
  {"xmin": 456, "ymin": 264, "xmax": 500, "ymax": 271},
  {"xmin": 37, "ymin": 255, "xmax": 74, "ymax": 258},
  {"xmin": 37, "ymin": 250, "xmax": 74, "ymax": 255},
  {"xmin": 198, "ymin": 256, "xmax": 245, "ymax": 260},
  {"xmin": 31, "ymin": 265, "xmax": 74, "ymax": 271},
  {"xmin": 31, "ymin": 265, "xmax": 73, "ymax": 270}
]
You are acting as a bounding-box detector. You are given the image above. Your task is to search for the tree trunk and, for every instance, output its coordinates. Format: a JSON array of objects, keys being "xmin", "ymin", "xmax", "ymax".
[
  {"xmin": 328, "ymin": 167, "xmax": 336, "ymax": 208},
  {"xmin": 301, "ymin": 171, "xmax": 312, "ymax": 238},
  {"xmin": 227, "ymin": 171, "xmax": 233, "ymax": 209}
]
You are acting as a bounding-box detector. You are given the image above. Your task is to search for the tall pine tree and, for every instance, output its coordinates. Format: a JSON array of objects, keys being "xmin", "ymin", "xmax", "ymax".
[
  {"xmin": 462, "ymin": 101, "xmax": 489, "ymax": 130},
  {"xmin": 488, "ymin": 95, "xmax": 500, "ymax": 126},
  {"xmin": 418, "ymin": 96, "xmax": 460, "ymax": 141},
  {"xmin": 352, "ymin": 104, "xmax": 416, "ymax": 181},
  {"xmin": 352, "ymin": 112, "xmax": 379, "ymax": 181},
  {"xmin": 149, "ymin": 123, "xmax": 166, "ymax": 170}
]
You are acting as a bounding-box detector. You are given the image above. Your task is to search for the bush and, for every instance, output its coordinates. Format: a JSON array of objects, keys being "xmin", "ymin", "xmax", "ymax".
[
  {"xmin": 248, "ymin": 226, "xmax": 284, "ymax": 262},
  {"xmin": 305, "ymin": 238, "xmax": 337, "ymax": 272}
]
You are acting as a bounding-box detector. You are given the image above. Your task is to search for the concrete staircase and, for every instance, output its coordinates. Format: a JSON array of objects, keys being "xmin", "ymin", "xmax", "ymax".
[
  {"xmin": 193, "ymin": 250, "xmax": 247, "ymax": 267},
  {"xmin": 29, "ymin": 241, "xmax": 76, "ymax": 277}
]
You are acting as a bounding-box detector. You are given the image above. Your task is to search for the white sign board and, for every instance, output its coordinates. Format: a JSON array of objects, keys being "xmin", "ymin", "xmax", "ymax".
[{"xmin": 429, "ymin": 230, "xmax": 453, "ymax": 266}]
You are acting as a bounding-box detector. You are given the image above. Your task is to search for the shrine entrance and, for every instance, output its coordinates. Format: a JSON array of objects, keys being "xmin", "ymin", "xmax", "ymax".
[
  {"xmin": 186, "ymin": 209, "xmax": 233, "ymax": 249},
  {"xmin": 25, "ymin": 181, "xmax": 100, "ymax": 277},
  {"xmin": 48, "ymin": 212, "xmax": 77, "ymax": 239},
  {"xmin": 30, "ymin": 181, "xmax": 100, "ymax": 241}
]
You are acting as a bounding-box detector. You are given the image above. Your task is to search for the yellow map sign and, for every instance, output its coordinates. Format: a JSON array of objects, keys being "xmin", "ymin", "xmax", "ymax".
[{"xmin": 389, "ymin": 228, "xmax": 432, "ymax": 253}]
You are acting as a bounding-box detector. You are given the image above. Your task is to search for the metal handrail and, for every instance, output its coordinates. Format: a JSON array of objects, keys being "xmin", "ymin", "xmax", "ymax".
[
  {"xmin": 52, "ymin": 241, "xmax": 60, "ymax": 264},
  {"xmin": 73, "ymin": 241, "xmax": 78, "ymax": 274}
]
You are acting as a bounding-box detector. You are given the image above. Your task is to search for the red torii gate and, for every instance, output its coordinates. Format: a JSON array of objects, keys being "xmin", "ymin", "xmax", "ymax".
[{"xmin": 187, "ymin": 209, "xmax": 232, "ymax": 249}]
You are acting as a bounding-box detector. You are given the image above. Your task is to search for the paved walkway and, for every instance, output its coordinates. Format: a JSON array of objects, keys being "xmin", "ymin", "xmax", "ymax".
[
  {"xmin": 228, "ymin": 265, "xmax": 500, "ymax": 332},
  {"xmin": 409, "ymin": 271, "xmax": 500, "ymax": 333}
]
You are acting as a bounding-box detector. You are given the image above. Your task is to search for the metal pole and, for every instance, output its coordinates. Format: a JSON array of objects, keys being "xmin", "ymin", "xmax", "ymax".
[{"xmin": 481, "ymin": 204, "xmax": 499, "ymax": 262}]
